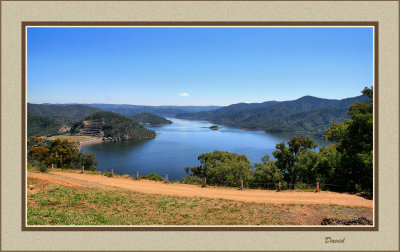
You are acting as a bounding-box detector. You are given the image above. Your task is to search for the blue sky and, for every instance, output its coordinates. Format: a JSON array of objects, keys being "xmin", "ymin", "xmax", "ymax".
[{"xmin": 27, "ymin": 27, "xmax": 373, "ymax": 106}]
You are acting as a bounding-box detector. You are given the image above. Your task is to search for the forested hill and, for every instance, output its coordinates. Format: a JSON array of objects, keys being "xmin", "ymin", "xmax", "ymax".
[
  {"xmin": 70, "ymin": 111, "xmax": 156, "ymax": 141},
  {"xmin": 27, "ymin": 112, "xmax": 64, "ymax": 137},
  {"xmin": 85, "ymin": 104, "xmax": 221, "ymax": 116},
  {"xmin": 28, "ymin": 104, "xmax": 102, "ymax": 123},
  {"xmin": 130, "ymin": 112, "xmax": 172, "ymax": 125},
  {"xmin": 176, "ymin": 95, "xmax": 370, "ymax": 136},
  {"xmin": 176, "ymin": 101, "xmax": 280, "ymax": 121},
  {"xmin": 27, "ymin": 104, "xmax": 102, "ymax": 137}
]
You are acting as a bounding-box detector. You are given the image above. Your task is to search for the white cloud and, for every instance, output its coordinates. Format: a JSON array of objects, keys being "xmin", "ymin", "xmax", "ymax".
[{"xmin": 179, "ymin": 93, "xmax": 189, "ymax": 97}]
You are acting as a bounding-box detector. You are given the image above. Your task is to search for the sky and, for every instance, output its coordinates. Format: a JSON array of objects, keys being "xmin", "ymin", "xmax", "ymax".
[{"xmin": 27, "ymin": 27, "xmax": 373, "ymax": 106}]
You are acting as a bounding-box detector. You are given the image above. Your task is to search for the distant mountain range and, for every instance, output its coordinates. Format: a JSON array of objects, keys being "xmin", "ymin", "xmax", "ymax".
[
  {"xmin": 130, "ymin": 112, "xmax": 172, "ymax": 126},
  {"xmin": 176, "ymin": 95, "xmax": 370, "ymax": 136},
  {"xmin": 42, "ymin": 103, "xmax": 222, "ymax": 117},
  {"xmin": 28, "ymin": 95, "xmax": 370, "ymax": 138}
]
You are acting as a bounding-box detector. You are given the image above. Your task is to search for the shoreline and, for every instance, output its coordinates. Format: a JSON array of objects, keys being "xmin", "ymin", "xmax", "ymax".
[{"xmin": 79, "ymin": 138, "xmax": 103, "ymax": 147}]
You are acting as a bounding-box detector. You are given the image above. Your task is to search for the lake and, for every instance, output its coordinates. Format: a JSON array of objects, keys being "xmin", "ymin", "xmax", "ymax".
[{"xmin": 81, "ymin": 117, "xmax": 330, "ymax": 181}]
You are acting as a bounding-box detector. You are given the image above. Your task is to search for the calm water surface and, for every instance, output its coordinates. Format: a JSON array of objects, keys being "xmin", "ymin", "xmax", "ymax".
[{"xmin": 81, "ymin": 118, "xmax": 330, "ymax": 181}]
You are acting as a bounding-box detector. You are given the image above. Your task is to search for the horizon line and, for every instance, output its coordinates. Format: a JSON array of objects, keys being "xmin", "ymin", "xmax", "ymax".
[{"xmin": 27, "ymin": 93, "xmax": 365, "ymax": 107}]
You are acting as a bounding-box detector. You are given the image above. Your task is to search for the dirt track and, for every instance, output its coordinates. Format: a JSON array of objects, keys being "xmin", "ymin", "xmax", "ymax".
[{"xmin": 28, "ymin": 171, "xmax": 373, "ymax": 208}]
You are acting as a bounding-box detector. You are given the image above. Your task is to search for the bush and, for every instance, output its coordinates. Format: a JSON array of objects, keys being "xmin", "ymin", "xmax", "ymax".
[
  {"xmin": 37, "ymin": 163, "xmax": 48, "ymax": 173},
  {"xmin": 181, "ymin": 175, "xmax": 204, "ymax": 185},
  {"xmin": 294, "ymin": 182, "xmax": 310, "ymax": 190},
  {"xmin": 104, "ymin": 172, "xmax": 113, "ymax": 177},
  {"xmin": 142, "ymin": 173, "xmax": 163, "ymax": 181},
  {"xmin": 27, "ymin": 159, "xmax": 48, "ymax": 173}
]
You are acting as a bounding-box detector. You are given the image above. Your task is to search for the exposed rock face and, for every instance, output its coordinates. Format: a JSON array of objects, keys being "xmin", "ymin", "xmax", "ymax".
[
  {"xmin": 76, "ymin": 119, "xmax": 105, "ymax": 137},
  {"xmin": 58, "ymin": 125, "xmax": 71, "ymax": 134}
]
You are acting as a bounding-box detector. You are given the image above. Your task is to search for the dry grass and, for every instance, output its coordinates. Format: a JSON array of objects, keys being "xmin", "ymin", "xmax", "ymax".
[{"xmin": 27, "ymin": 177, "xmax": 373, "ymax": 226}]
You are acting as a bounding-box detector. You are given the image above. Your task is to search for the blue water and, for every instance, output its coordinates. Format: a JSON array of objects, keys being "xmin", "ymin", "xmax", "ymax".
[{"xmin": 81, "ymin": 118, "xmax": 330, "ymax": 181}]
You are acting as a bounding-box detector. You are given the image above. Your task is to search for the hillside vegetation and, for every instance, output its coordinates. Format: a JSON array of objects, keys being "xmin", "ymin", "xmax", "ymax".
[
  {"xmin": 86, "ymin": 104, "xmax": 221, "ymax": 116},
  {"xmin": 27, "ymin": 112, "xmax": 64, "ymax": 137},
  {"xmin": 130, "ymin": 112, "xmax": 172, "ymax": 125},
  {"xmin": 28, "ymin": 104, "xmax": 102, "ymax": 124},
  {"xmin": 27, "ymin": 104, "xmax": 103, "ymax": 137},
  {"xmin": 70, "ymin": 111, "xmax": 156, "ymax": 141},
  {"xmin": 177, "ymin": 95, "xmax": 370, "ymax": 136},
  {"xmin": 27, "ymin": 136, "xmax": 98, "ymax": 171}
]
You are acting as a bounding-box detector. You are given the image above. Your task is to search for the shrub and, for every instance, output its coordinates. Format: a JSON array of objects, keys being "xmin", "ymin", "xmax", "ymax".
[
  {"xmin": 294, "ymin": 182, "xmax": 309, "ymax": 190},
  {"xmin": 181, "ymin": 175, "xmax": 204, "ymax": 185},
  {"xmin": 142, "ymin": 173, "xmax": 163, "ymax": 181},
  {"xmin": 37, "ymin": 163, "xmax": 48, "ymax": 173},
  {"xmin": 104, "ymin": 172, "xmax": 113, "ymax": 177}
]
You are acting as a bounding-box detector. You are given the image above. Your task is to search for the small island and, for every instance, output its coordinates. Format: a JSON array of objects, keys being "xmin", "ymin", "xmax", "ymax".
[
  {"xmin": 209, "ymin": 125, "xmax": 220, "ymax": 130},
  {"xmin": 130, "ymin": 112, "xmax": 172, "ymax": 126}
]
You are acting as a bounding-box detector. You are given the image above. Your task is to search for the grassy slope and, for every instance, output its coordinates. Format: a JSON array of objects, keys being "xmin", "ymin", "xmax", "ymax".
[{"xmin": 27, "ymin": 178, "xmax": 372, "ymax": 225}]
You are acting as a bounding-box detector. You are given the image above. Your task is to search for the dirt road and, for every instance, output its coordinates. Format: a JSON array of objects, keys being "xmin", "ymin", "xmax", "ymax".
[{"xmin": 28, "ymin": 171, "xmax": 373, "ymax": 208}]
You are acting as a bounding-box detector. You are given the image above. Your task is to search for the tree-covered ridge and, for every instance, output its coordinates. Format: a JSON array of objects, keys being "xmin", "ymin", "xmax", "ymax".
[
  {"xmin": 130, "ymin": 112, "xmax": 172, "ymax": 125},
  {"xmin": 177, "ymin": 95, "xmax": 370, "ymax": 136},
  {"xmin": 177, "ymin": 101, "xmax": 280, "ymax": 121},
  {"xmin": 28, "ymin": 112, "xmax": 64, "ymax": 137},
  {"xmin": 70, "ymin": 111, "xmax": 156, "ymax": 141},
  {"xmin": 28, "ymin": 104, "xmax": 102, "ymax": 124},
  {"xmin": 27, "ymin": 104, "xmax": 103, "ymax": 137},
  {"xmin": 86, "ymin": 104, "xmax": 222, "ymax": 116}
]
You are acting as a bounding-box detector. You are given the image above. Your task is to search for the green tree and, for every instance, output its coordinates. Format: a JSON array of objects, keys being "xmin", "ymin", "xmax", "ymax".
[
  {"xmin": 75, "ymin": 152, "xmax": 98, "ymax": 171},
  {"xmin": 293, "ymin": 150, "xmax": 319, "ymax": 185},
  {"xmin": 47, "ymin": 139, "xmax": 80, "ymax": 168},
  {"xmin": 324, "ymin": 86, "xmax": 373, "ymax": 191},
  {"xmin": 272, "ymin": 136, "xmax": 317, "ymax": 188},
  {"xmin": 28, "ymin": 146, "xmax": 50, "ymax": 164},
  {"xmin": 314, "ymin": 145, "xmax": 338, "ymax": 185},
  {"xmin": 250, "ymin": 154, "xmax": 283, "ymax": 189},
  {"xmin": 187, "ymin": 151, "xmax": 251, "ymax": 187},
  {"xmin": 27, "ymin": 138, "xmax": 98, "ymax": 171}
]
